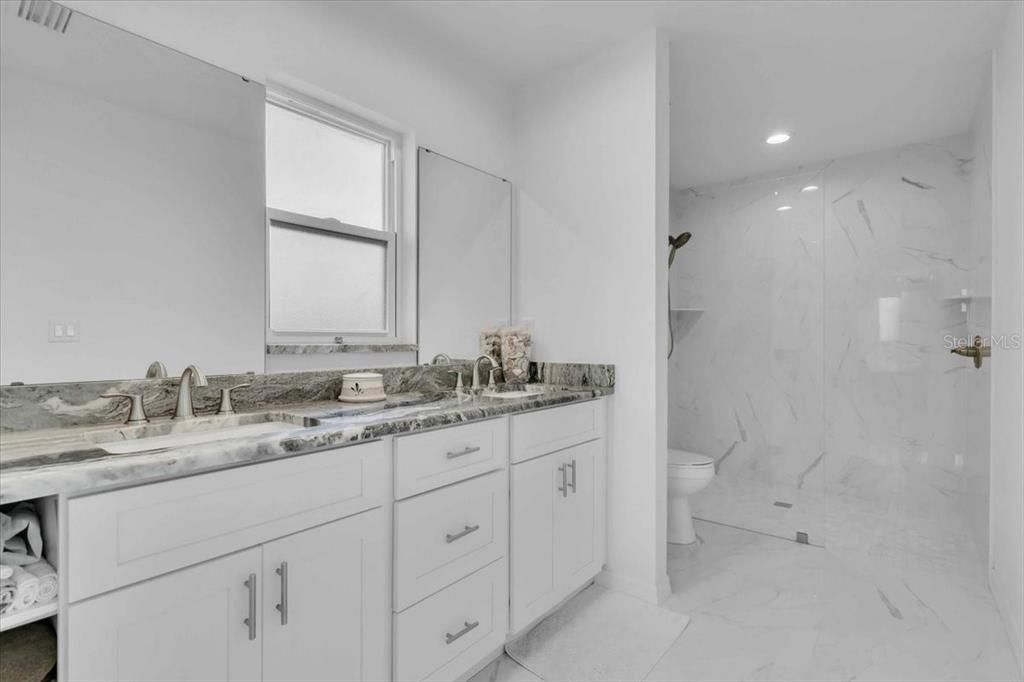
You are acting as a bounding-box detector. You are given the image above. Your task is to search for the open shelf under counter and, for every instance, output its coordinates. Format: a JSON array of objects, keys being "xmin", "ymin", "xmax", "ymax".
[{"xmin": 0, "ymin": 601, "xmax": 57, "ymax": 633}]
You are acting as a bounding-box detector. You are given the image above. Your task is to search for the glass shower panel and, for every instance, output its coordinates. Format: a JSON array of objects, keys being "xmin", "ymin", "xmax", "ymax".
[
  {"xmin": 821, "ymin": 135, "xmax": 990, "ymax": 576},
  {"xmin": 669, "ymin": 171, "xmax": 826, "ymax": 545}
]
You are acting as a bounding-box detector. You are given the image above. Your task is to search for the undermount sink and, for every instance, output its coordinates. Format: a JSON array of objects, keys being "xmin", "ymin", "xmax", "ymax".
[{"xmin": 85, "ymin": 412, "xmax": 315, "ymax": 454}]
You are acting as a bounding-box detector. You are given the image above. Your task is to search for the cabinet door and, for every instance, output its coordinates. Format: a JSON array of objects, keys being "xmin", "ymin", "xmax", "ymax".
[
  {"xmin": 509, "ymin": 452, "xmax": 559, "ymax": 633},
  {"xmin": 67, "ymin": 547, "xmax": 262, "ymax": 682},
  {"xmin": 554, "ymin": 439, "xmax": 605, "ymax": 591},
  {"xmin": 261, "ymin": 508, "xmax": 388, "ymax": 682}
]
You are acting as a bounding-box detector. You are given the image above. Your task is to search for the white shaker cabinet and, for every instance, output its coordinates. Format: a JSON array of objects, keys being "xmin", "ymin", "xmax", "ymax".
[
  {"xmin": 68, "ymin": 510, "xmax": 388, "ymax": 682},
  {"xmin": 262, "ymin": 510, "xmax": 389, "ymax": 682},
  {"xmin": 66, "ymin": 440, "xmax": 390, "ymax": 682},
  {"xmin": 509, "ymin": 411, "xmax": 606, "ymax": 635},
  {"xmin": 67, "ymin": 547, "xmax": 264, "ymax": 682}
]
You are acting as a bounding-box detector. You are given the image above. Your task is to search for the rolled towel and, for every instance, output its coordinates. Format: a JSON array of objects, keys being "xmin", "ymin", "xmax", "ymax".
[
  {"xmin": 0, "ymin": 565, "xmax": 12, "ymax": 580},
  {"xmin": 23, "ymin": 561, "xmax": 57, "ymax": 603},
  {"xmin": 9, "ymin": 566, "xmax": 39, "ymax": 611},
  {"xmin": 0, "ymin": 578, "xmax": 14, "ymax": 616},
  {"xmin": 0, "ymin": 504, "xmax": 43, "ymax": 566}
]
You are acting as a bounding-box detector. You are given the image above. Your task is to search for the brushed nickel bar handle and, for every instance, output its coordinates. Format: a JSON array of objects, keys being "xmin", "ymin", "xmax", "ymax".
[
  {"xmin": 243, "ymin": 573, "xmax": 257, "ymax": 641},
  {"xmin": 445, "ymin": 620, "xmax": 480, "ymax": 644},
  {"xmin": 275, "ymin": 562, "xmax": 288, "ymax": 625},
  {"xmin": 568, "ymin": 458, "xmax": 577, "ymax": 494},
  {"xmin": 445, "ymin": 524, "xmax": 481, "ymax": 544},
  {"xmin": 446, "ymin": 446, "xmax": 481, "ymax": 459},
  {"xmin": 558, "ymin": 463, "xmax": 567, "ymax": 497}
]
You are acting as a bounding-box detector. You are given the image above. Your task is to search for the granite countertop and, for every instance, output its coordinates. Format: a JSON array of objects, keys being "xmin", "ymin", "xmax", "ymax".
[{"xmin": 0, "ymin": 384, "xmax": 612, "ymax": 504}]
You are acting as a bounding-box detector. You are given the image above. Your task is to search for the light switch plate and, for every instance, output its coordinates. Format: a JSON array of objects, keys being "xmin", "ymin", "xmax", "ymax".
[{"xmin": 49, "ymin": 320, "xmax": 81, "ymax": 342}]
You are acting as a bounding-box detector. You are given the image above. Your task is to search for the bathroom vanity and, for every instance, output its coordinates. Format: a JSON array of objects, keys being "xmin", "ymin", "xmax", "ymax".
[{"xmin": 0, "ymin": 380, "xmax": 611, "ymax": 681}]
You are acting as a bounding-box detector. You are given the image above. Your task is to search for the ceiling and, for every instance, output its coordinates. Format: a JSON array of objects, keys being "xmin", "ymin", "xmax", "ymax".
[{"xmin": 335, "ymin": 1, "xmax": 1009, "ymax": 188}]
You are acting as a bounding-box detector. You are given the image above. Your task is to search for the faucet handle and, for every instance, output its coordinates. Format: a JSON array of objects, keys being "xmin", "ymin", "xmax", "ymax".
[
  {"xmin": 102, "ymin": 392, "xmax": 149, "ymax": 425},
  {"xmin": 145, "ymin": 361, "xmax": 168, "ymax": 379},
  {"xmin": 448, "ymin": 370, "xmax": 464, "ymax": 390},
  {"xmin": 487, "ymin": 365, "xmax": 501, "ymax": 388},
  {"xmin": 217, "ymin": 383, "xmax": 252, "ymax": 416}
]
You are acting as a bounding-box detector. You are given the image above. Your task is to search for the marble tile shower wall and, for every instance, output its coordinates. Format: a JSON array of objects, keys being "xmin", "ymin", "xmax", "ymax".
[
  {"xmin": 669, "ymin": 164, "xmax": 827, "ymax": 538},
  {"xmin": 670, "ymin": 133, "xmax": 991, "ymax": 553}
]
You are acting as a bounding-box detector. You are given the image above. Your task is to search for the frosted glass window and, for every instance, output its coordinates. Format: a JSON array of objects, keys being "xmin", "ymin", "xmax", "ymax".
[
  {"xmin": 269, "ymin": 223, "xmax": 387, "ymax": 332},
  {"xmin": 266, "ymin": 103, "xmax": 386, "ymax": 230}
]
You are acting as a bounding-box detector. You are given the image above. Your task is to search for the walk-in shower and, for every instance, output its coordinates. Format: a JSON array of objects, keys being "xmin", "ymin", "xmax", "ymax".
[{"xmin": 668, "ymin": 125, "xmax": 997, "ymax": 614}]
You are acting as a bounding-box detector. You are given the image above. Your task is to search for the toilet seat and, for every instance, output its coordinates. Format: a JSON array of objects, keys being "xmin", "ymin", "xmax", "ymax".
[{"xmin": 668, "ymin": 449, "xmax": 714, "ymax": 468}]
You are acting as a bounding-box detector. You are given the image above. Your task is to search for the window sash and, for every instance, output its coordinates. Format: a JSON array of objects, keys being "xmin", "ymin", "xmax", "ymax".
[
  {"xmin": 266, "ymin": 91, "xmax": 398, "ymax": 235},
  {"xmin": 265, "ymin": 88, "xmax": 403, "ymax": 342},
  {"xmin": 266, "ymin": 208, "xmax": 397, "ymax": 338}
]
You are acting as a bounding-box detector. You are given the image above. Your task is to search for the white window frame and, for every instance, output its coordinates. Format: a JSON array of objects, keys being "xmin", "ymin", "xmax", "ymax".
[{"xmin": 265, "ymin": 89, "xmax": 402, "ymax": 343}]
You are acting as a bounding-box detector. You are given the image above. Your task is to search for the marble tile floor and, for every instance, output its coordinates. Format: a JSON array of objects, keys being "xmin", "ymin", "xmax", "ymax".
[
  {"xmin": 691, "ymin": 474, "xmax": 990, "ymax": 587},
  {"xmin": 474, "ymin": 520, "xmax": 1020, "ymax": 682}
]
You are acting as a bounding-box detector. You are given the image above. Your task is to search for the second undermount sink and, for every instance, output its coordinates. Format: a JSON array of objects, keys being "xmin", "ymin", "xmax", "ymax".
[{"xmin": 85, "ymin": 412, "xmax": 315, "ymax": 454}]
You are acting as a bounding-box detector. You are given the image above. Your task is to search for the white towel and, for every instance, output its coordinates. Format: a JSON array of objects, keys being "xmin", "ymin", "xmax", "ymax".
[
  {"xmin": 24, "ymin": 560, "xmax": 57, "ymax": 603},
  {"xmin": 0, "ymin": 503, "xmax": 44, "ymax": 566},
  {"xmin": 0, "ymin": 564, "xmax": 12, "ymax": 580},
  {"xmin": 9, "ymin": 565, "xmax": 39, "ymax": 611},
  {"xmin": 0, "ymin": 578, "xmax": 15, "ymax": 615}
]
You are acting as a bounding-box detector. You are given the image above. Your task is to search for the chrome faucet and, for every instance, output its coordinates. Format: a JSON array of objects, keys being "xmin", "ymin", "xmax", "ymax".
[
  {"xmin": 431, "ymin": 353, "xmax": 452, "ymax": 365},
  {"xmin": 173, "ymin": 365, "xmax": 208, "ymax": 419},
  {"xmin": 471, "ymin": 355, "xmax": 500, "ymax": 391}
]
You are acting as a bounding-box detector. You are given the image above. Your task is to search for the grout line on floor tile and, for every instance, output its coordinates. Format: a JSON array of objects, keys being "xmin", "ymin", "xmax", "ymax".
[
  {"xmin": 640, "ymin": 618, "xmax": 692, "ymax": 682},
  {"xmin": 690, "ymin": 517, "xmax": 827, "ymax": 548}
]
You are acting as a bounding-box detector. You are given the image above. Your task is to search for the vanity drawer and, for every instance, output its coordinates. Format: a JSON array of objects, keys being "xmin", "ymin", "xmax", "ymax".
[
  {"xmin": 67, "ymin": 440, "xmax": 388, "ymax": 602},
  {"xmin": 394, "ymin": 418, "xmax": 508, "ymax": 499},
  {"xmin": 510, "ymin": 398, "xmax": 604, "ymax": 464},
  {"xmin": 394, "ymin": 558, "xmax": 508, "ymax": 682},
  {"xmin": 394, "ymin": 469, "xmax": 508, "ymax": 610}
]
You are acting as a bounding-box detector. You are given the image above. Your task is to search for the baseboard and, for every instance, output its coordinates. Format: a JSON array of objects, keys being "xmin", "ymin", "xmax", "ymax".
[
  {"xmin": 596, "ymin": 568, "xmax": 672, "ymax": 604},
  {"xmin": 453, "ymin": 643, "xmax": 506, "ymax": 682}
]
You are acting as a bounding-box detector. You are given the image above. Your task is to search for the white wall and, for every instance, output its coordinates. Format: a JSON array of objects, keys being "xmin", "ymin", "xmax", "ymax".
[
  {"xmin": 513, "ymin": 30, "xmax": 670, "ymax": 603},
  {"xmin": 989, "ymin": 2, "xmax": 1024, "ymax": 674}
]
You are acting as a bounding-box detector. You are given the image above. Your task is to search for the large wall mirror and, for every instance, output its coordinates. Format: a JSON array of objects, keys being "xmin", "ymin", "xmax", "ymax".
[
  {"xmin": 0, "ymin": 5, "xmax": 514, "ymax": 386},
  {"xmin": 417, "ymin": 149, "xmax": 512, "ymax": 362},
  {"xmin": 0, "ymin": 6, "xmax": 266, "ymax": 384}
]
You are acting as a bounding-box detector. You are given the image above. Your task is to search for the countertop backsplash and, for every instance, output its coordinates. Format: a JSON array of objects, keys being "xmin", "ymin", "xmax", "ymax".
[{"xmin": 0, "ymin": 361, "xmax": 615, "ymax": 433}]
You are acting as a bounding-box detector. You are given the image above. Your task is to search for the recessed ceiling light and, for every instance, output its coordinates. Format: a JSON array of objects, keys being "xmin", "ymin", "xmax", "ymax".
[
  {"xmin": 766, "ymin": 132, "xmax": 791, "ymax": 145},
  {"xmin": 801, "ymin": 185, "xmax": 819, "ymax": 192},
  {"xmin": 776, "ymin": 205, "xmax": 793, "ymax": 212}
]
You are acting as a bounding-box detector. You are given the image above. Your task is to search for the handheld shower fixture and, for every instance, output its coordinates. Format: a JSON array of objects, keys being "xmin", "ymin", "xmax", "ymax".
[
  {"xmin": 667, "ymin": 231, "xmax": 692, "ymax": 358},
  {"xmin": 669, "ymin": 232, "xmax": 691, "ymax": 268}
]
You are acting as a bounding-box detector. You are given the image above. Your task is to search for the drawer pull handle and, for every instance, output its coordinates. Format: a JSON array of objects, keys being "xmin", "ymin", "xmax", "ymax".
[
  {"xmin": 558, "ymin": 463, "xmax": 568, "ymax": 497},
  {"xmin": 568, "ymin": 458, "xmax": 577, "ymax": 493},
  {"xmin": 243, "ymin": 573, "xmax": 257, "ymax": 641},
  {"xmin": 446, "ymin": 446, "xmax": 481, "ymax": 459},
  {"xmin": 445, "ymin": 524, "xmax": 481, "ymax": 543},
  {"xmin": 445, "ymin": 620, "xmax": 480, "ymax": 644},
  {"xmin": 275, "ymin": 561, "xmax": 288, "ymax": 626}
]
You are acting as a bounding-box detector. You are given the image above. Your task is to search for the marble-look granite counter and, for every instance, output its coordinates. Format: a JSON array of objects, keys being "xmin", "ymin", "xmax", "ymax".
[{"xmin": 0, "ymin": 384, "xmax": 612, "ymax": 505}]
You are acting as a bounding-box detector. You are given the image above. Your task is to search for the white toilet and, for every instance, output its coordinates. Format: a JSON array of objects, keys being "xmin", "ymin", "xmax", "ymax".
[{"xmin": 667, "ymin": 448, "xmax": 715, "ymax": 544}]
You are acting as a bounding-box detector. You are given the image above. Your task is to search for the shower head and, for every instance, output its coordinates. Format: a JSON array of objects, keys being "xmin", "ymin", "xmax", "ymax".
[{"xmin": 668, "ymin": 231, "xmax": 692, "ymax": 268}]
